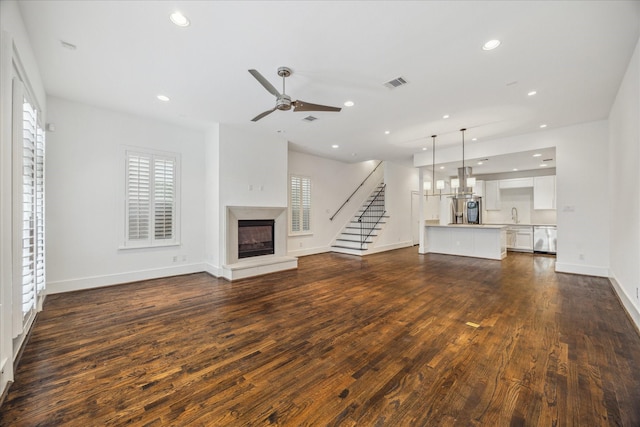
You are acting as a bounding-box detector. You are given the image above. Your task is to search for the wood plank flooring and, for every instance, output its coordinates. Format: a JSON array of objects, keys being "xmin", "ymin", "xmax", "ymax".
[{"xmin": 1, "ymin": 247, "xmax": 640, "ymax": 426}]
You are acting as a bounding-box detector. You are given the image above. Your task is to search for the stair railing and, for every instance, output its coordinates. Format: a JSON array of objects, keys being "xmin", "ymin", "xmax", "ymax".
[
  {"xmin": 329, "ymin": 161, "xmax": 383, "ymax": 221},
  {"xmin": 357, "ymin": 184, "xmax": 386, "ymax": 249}
]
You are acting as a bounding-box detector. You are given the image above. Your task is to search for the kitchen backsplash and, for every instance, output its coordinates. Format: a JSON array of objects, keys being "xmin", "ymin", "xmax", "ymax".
[{"xmin": 484, "ymin": 187, "xmax": 557, "ymax": 225}]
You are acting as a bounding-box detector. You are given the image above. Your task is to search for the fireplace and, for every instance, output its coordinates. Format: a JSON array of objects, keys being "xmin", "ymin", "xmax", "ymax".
[
  {"xmin": 224, "ymin": 206, "xmax": 296, "ymax": 281},
  {"xmin": 238, "ymin": 219, "xmax": 275, "ymax": 259}
]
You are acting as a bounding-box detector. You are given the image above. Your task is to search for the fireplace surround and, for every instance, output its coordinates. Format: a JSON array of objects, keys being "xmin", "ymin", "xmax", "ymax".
[{"xmin": 223, "ymin": 206, "xmax": 297, "ymax": 280}]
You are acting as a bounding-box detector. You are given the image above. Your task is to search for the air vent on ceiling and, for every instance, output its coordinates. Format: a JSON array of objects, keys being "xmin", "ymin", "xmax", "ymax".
[
  {"xmin": 543, "ymin": 158, "xmax": 553, "ymax": 162},
  {"xmin": 384, "ymin": 76, "xmax": 408, "ymax": 89},
  {"xmin": 303, "ymin": 115, "xmax": 318, "ymax": 122}
]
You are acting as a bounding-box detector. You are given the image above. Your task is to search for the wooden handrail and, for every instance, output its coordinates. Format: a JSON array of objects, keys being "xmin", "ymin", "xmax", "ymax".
[{"xmin": 329, "ymin": 161, "xmax": 383, "ymax": 221}]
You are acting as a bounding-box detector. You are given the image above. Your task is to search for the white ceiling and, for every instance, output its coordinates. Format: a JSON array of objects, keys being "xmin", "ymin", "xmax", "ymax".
[{"xmin": 18, "ymin": 1, "xmax": 640, "ymax": 170}]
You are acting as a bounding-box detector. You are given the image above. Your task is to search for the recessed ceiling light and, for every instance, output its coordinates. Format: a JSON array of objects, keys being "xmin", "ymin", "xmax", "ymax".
[
  {"xmin": 513, "ymin": 168, "xmax": 519, "ymax": 171},
  {"xmin": 344, "ymin": 101, "xmax": 354, "ymax": 107},
  {"xmin": 331, "ymin": 144, "xmax": 339, "ymax": 149},
  {"xmin": 351, "ymin": 152, "xmax": 357, "ymax": 157},
  {"xmin": 540, "ymin": 124, "xmax": 547, "ymax": 128},
  {"xmin": 422, "ymin": 147, "xmax": 427, "ymax": 151},
  {"xmin": 157, "ymin": 94, "xmax": 170, "ymax": 102},
  {"xmin": 533, "ymin": 153, "xmax": 542, "ymax": 157},
  {"xmin": 477, "ymin": 161, "xmax": 484, "ymax": 165},
  {"xmin": 540, "ymin": 163, "xmax": 548, "ymax": 167},
  {"xmin": 439, "ymin": 166, "xmax": 445, "ymax": 170},
  {"xmin": 482, "ymin": 39, "xmax": 501, "ymax": 51},
  {"xmin": 442, "ymin": 114, "xmax": 450, "ymax": 119},
  {"xmin": 170, "ymin": 11, "xmax": 190, "ymax": 27},
  {"xmin": 384, "ymin": 130, "xmax": 390, "ymax": 135},
  {"xmin": 472, "ymin": 138, "xmax": 477, "ymax": 141},
  {"xmin": 528, "ymin": 90, "xmax": 537, "ymax": 96}
]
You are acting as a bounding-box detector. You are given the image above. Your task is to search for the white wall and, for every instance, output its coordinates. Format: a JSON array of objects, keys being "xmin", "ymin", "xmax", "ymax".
[
  {"xmin": 414, "ymin": 120, "xmax": 610, "ymax": 277},
  {"xmin": 0, "ymin": 0, "xmax": 47, "ymax": 398},
  {"xmin": 204, "ymin": 124, "xmax": 220, "ymax": 275},
  {"xmin": 555, "ymin": 121, "xmax": 609, "ymax": 276},
  {"xmin": 45, "ymin": 97, "xmax": 207, "ymax": 293},
  {"xmin": 287, "ymin": 151, "xmax": 382, "ymax": 256},
  {"xmin": 373, "ymin": 162, "xmax": 418, "ymax": 251},
  {"xmin": 609, "ymin": 36, "xmax": 640, "ymax": 329},
  {"xmin": 216, "ymin": 124, "xmax": 288, "ymax": 266}
]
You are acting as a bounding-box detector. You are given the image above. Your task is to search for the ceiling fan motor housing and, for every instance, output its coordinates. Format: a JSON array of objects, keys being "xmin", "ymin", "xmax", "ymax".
[{"xmin": 276, "ymin": 95, "xmax": 292, "ymax": 111}]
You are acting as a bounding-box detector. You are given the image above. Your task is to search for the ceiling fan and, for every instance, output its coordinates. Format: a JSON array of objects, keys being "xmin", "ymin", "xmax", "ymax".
[{"xmin": 248, "ymin": 66, "xmax": 341, "ymax": 122}]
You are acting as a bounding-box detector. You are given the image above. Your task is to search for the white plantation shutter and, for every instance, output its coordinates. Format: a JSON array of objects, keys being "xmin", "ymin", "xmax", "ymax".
[
  {"xmin": 21, "ymin": 99, "xmax": 36, "ymax": 316},
  {"xmin": 35, "ymin": 120, "xmax": 46, "ymax": 295},
  {"xmin": 125, "ymin": 150, "xmax": 178, "ymax": 247},
  {"xmin": 153, "ymin": 157, "xmax": 175, "ymax": 240},
  {"xmin": 12, "ymin": 78, "xmax": 45, "ymax": 336},
  {"xmin": 126, "ymin": 154, "xmax": 151, "ymax": 241},
  {"xmin": 290, "ymin": 175, "xmax": 311, "ymax": 234}
]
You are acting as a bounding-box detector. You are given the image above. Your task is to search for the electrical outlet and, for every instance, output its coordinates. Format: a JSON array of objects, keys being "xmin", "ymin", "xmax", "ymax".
[
  {"xmin": 172, "ymin": 256, "xmax": 178, "ymax": 262},
  {"xmin": 182, "ymin": 255, "xmax": 187, "ymax": 262},
  {"xmin": 579, "ymin": 253, "xmax": 584, "ymax": 261}
]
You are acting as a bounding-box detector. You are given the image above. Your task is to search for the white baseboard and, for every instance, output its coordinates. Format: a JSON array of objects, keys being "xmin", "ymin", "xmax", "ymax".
[
  {"xmin": 367, "ymin": 240, "xmax": 413, "ymax": 255},
  {"xmin": 555, "ymin": 262, "xmax": 609, "ymax": 278},
  {"xmin": 287, "ymin": 246, "xmax": 331, "ymax": 257},
  {"xmin": 609, "ymin": 276, "xmax": 640, "ymax": 333},
  {"xmin": 47, "ymin": 263, "xmax": 207, "ymax": 294},
  {"xmin": 203, "ymin": 262, "xmax": 222, "ymax": 278}
]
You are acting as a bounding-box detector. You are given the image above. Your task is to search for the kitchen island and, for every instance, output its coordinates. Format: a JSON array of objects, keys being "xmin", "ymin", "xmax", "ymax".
[{"xmin": 422, "ymin": 224, "xmax": 507, "ymax": 260}]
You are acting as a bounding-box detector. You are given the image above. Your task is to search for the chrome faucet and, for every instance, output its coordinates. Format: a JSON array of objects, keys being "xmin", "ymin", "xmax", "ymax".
[{"xmin": 511, "ymin": 207, "xmax": 518, "ymax": 224}]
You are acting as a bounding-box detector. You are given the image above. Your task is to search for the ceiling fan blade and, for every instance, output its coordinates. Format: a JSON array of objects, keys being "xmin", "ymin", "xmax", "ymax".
[
  {"xmin": 248, "ymin": 69, "xmax": 281, "ymax": 97},
  {"xmin": 293, "ymin": 100, "xmax": 342, "ymax": 113},
  {"xmin": 251, "ymin": 107, "xmax": 277, "ymax": 122}
]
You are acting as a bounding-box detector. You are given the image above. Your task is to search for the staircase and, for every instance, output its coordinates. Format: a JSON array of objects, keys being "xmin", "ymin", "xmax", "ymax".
[{"xmin": 331, "ymin": 183, "xmax": 388, "ymax": 256}]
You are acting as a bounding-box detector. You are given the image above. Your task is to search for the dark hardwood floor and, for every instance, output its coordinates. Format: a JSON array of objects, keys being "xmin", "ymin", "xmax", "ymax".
[{"xmin": 2, "ymin": 247, "xmax": 639, "ymax": 426}]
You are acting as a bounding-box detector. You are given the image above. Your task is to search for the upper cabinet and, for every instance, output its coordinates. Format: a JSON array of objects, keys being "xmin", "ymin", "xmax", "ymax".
[
  {"xmin": 533, "ymin": 175, "xmax": 556, "ymax": 210},
  {"xmin": 485, "ymin": 180, "xmax": 500, "ymax": 211},
  {"xmin": 499, "ymin": 177, "xmax": 534, "ymax": 189}
]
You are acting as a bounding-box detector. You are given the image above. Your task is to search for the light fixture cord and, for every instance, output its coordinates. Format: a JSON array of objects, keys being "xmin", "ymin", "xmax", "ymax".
[{"xmin": 431, "ymin": 135, "xmax": 436, "ymax": 195}]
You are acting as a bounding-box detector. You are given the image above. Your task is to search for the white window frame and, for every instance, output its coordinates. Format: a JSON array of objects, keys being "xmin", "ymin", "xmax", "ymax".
[
  {"xmin": 121, "ymin": 147, "xmax": 181, "ymax": 249},
  {"xmin": 289, "ymin": 174, "xmax": 312, "ymax": 236}
]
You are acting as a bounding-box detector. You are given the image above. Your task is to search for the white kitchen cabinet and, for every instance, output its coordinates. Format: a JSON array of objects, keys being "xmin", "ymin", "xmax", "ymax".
[
  {"xmin": 534, "ymin": 175, "xmax": 556, "ymax": 210},
  {"xmin": 499, "ymin": 177, "xmax": 534, "ymax": 189},
  {"xmin": 506, "ymin": 225, "xmax": 533, "ymax": 252},
  {"xmin": 485, "ymin": 180, "xmax": 500, "ymax": 211}
]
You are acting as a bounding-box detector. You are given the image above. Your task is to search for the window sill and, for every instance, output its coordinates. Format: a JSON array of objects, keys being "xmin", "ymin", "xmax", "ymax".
[
  {"xmin": 289, "ymin": 232, "xmax": 313, "ymax": 237},
  {"xmin": 118, "ymin": 242, "xmax": 181, "ymax": 251}
]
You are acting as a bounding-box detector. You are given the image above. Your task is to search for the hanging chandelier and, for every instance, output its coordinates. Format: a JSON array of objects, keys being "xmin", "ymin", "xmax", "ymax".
[{"xmin": 425, "ymin": 128, "xmax": 476, "ymax": 198}]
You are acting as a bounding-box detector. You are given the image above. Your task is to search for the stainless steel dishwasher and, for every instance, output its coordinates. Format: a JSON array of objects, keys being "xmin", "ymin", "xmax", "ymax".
[{"xmin": 533, "ymin": 226, "xmax": 557, "ymax": 254}]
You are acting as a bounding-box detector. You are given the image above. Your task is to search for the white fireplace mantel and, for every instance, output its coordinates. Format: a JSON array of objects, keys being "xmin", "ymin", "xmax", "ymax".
[{"xmin": 222, "ymin": 206, "xmax": 297, "ymax": 280}]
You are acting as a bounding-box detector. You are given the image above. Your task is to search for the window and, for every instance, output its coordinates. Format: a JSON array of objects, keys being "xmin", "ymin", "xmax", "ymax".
[
  {"xmin": 12, "ymin": 78, "xmax": 45, "ymax": 335},
  {"xmin": 124, "ymin": 149, "xmax": 179, "ymax": 247},
  {"xmin": 289, "ymin": 175, "xmax": 311, "ymax": 234}
]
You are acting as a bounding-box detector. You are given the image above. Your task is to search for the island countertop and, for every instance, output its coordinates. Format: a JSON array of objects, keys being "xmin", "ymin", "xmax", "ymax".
[{"xmin": 425, "ymin": 223, "xmax": 507, "ymax": 229}]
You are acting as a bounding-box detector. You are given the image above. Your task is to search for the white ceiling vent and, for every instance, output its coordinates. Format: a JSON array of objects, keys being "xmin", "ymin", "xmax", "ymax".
[
  {"xmin": 384, "ymin": 76, "xmax": 408, "ymax": 89},
  {"xmin": 303, "ymin": 115, "xmax": 318, "ymax": 122}
]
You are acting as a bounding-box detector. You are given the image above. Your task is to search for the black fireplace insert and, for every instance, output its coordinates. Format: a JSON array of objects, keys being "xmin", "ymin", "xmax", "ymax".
[{"xmin": 238, "ymin": 219, "xmax": 275, "ymax": 259}]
